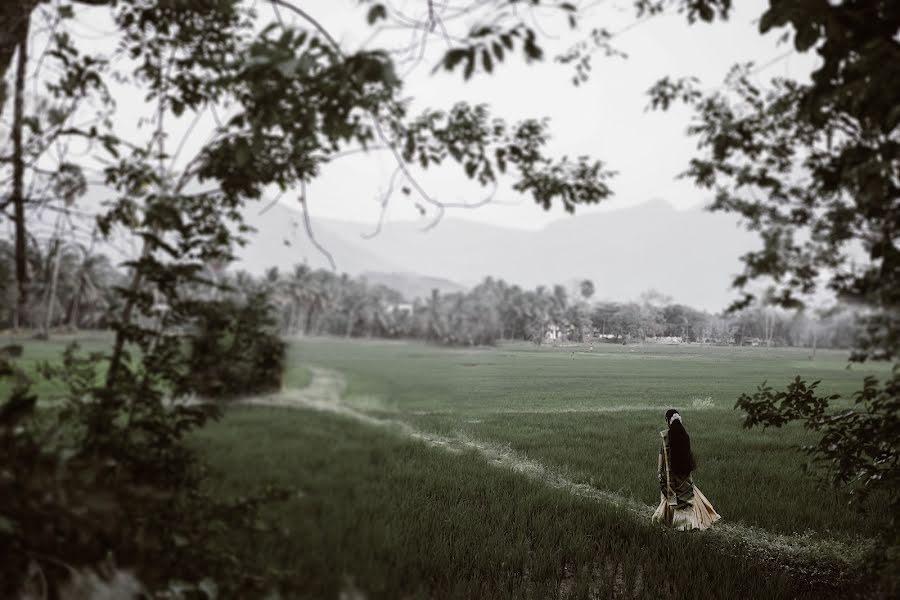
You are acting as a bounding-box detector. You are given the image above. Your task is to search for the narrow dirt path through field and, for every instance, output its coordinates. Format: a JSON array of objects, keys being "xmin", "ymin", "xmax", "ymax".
[{"xmin": 241, "ymin": 367, "xmax": 870, "ymax": 571}]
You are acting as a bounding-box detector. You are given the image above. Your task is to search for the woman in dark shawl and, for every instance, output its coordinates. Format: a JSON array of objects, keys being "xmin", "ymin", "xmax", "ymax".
[{"xmin": 651, "ymin": 409, "xmax": 721, "ymax": 530}]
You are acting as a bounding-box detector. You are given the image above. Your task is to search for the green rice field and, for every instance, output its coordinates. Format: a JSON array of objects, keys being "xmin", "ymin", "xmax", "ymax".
[{"xmin": 3, "ymin": 334, "xmax": 892, "ymax": 598}]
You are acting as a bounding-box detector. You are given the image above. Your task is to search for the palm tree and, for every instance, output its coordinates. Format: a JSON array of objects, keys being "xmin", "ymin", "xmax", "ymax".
[
  {"xmin": 580, "ymin": 279, "xmax": 595, "ymax": 301},
  {"xmin": 64, "ymin": 249, "xmax": 121, "ymax": 329}
]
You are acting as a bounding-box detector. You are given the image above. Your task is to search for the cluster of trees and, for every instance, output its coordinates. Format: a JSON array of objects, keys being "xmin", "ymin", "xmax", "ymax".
[
  {"xmin": 0, "ymin": 239, "xmax": 123, "ymax": 333},
  {"xmin": 197, "ymin": 265, "xmax": 860, "ymax": 351},
  {"xmin": 1, "ymin": 236, "xmax": 861, "ymax": 351}
]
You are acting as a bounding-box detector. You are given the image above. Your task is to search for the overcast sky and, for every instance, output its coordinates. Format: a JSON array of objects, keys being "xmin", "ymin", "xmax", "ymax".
[
  {"xmin": 298, "ymin": 0, "xmax": 818, "ymax": 230},
  {"xmin": 11, "ymin": 0, "xmax": 819, "ymax": 238}
]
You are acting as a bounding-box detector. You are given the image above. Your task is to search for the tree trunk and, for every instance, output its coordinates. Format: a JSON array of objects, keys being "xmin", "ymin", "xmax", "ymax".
[
  {"xmin": 106, "ymin": 237, "xmax": 151, "ymax": 387},
  {"xmin": 287, "ymin": 301, "xmax": 297, "ymax": 335},
  {"xmin": 65, "ymin": 235, "xmax": 99, "ymax": 330},
  {"xmin": 345, "ymin": 307, "xmax": 356, "ymax": 338},
  {"xmin": 11, "ymin": 15, "xmax": 29, "ymax": 330},
  {"xmin": 43, "ymin": 226, "xmax": 64, "ymax": 337},
  {"xmin": 65, "ymin": 276, "xmax": 84, "ymax": 328},
  {"xmin": 0, "ymin": 1, "xmax": 39, "ymax": 116},
  {"xmin": 304, "ymin": 304, "xmax": 316, "ymax": 336}
]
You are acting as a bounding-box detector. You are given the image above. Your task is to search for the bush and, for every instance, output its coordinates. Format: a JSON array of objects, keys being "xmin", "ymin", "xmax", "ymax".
[
  {"xmin": 0, "ymin": 303, "xmax": 290, "ymax": 597},
  {"xmin": 182, "ymin": 292, "xmax": 286, "ymax": 399}
]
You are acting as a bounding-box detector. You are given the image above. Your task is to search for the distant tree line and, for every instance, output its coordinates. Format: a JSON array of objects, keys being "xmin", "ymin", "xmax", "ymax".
[
  {"xmin": 203, "ymin": 267, "xmax": 866, "ymax": 351},
  {"xmin": 3, "ymin": 243, "xmax": 859, "ymax": 351},
  {"xmin": 222, "ymin": 268, "xmax": 869, "ymax": 351},
  {"xmin": 0, "ymin": 238, "xmax": 124, "ymax": 334}
]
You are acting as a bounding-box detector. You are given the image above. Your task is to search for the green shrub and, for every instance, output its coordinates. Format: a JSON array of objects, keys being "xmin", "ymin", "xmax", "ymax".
[
  {"xmin": 182, "ymin": 292, "xmax": 286, "ymax": 399},
  {"xmin": 0, "ymin": 313, "xmax": 289, "ymax": 596}
]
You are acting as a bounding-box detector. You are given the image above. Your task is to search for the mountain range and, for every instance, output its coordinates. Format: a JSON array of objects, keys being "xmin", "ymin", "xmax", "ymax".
[{"xmin": 236, "ymin": 198, "xmax": 760, "ymax": 311}]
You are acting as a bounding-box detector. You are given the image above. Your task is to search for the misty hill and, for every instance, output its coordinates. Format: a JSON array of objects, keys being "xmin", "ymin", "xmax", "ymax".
[
  {"xmin": 239, "ymin": 202, "xmax": 400, "ymax": 276},
  {"xmin": 236, "ymin": 199, "xmax": 759, "ymax": 311},
  {"xmin": 361, "ymin": 271, "xmax": 467, "ymax": 301},
  {"xmin": 238, "ymin": 204, "xmax": 468, "ymax": 300}
]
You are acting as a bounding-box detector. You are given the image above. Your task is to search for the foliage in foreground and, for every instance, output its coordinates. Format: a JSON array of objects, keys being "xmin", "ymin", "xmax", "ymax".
[
  {"xmin": 735, "ymin": 371, "xmax": 900, "ymax": 592},
  {"xmin": 1, "ymin": 0, "xmax": 620, "ymax": 594},
  {"xmin": 0, "ymin": 329, "xmax": 289, "ymax": 597},
  {"xmin": 647, "ymin": 1, "xmax": 899, "ymax": 582},
  {"xmin": 737, "ymin": 374, "xmax": 899, "ymax": 511},
  {"xmin": 182, "ymin": 292, "xmax": 286, "ymax": 399}
]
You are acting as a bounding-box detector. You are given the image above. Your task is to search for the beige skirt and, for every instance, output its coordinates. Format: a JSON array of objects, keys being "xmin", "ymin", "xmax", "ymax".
[{"xmin": 652, "ymin": 486, "xmax": 721, "ymax": 531}]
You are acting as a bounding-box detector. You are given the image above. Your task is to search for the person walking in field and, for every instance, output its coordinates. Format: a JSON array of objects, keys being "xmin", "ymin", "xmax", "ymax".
[{"xmin": 652, "ymin": 409, "xmax": 721, "ymax": 530}]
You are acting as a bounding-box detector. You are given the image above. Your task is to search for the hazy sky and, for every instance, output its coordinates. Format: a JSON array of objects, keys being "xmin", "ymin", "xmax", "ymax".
[
  {"xmin": 9, "ymin": 0, "xmax": 819, "ymax": 240},
  {"xmin": 298, "ymin": 0, "xmax": 818, "ymax": 230},
  {"xmin": 289, "ymin": 0, "xmax": 818, "ymax": 230}
]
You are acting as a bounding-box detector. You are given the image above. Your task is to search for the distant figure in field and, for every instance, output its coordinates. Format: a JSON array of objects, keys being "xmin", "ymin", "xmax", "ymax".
[{"xmin": 652, "ymin": 409, "xmax": 721, "ymax": 530}]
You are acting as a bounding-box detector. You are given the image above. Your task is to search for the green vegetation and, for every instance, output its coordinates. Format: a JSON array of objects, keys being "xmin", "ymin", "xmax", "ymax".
[
  {"xmin": 4, "ymin": 334, "xmax": 886, "ymax": 597},
  {"xmin": 650, "ymin": 0, "xmax": 899, "ymax": 557},
  {"xmin": 195, "ymin": 406, "xmax": 854, "ymax": 600},
  {"xmin": 2, "ymin": 0, "xmax": 894, "ymax": 595},
  {"xmin": 287, "ymin": 338, "xmax": 888, "ymax": 538},
  {"xmin": 182, "ymin": 294, "xmax": 286, "ymax": 399},
  {"xmin": 188, "ymin": 265, "xmax": 861, "ymax": 349},
  {"xmin": 193, "ymin": 337, "xmax": 885, "ymax": 597},
  {"xmin": 291, "ymin": 337, "xmax": 887, "ymax": 414},
  {"xmin": 283, "ymin": 359, "xmax": 312, "ymax": 390},
  {"xmin": 7, "ymin": 335, "xmax": 884, "ymax": 536},
  {"xmin": 0, "ymin": 333, "xmax": 111, "ymax": 400}
]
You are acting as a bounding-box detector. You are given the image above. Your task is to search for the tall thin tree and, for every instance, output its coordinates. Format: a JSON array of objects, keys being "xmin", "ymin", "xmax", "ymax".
[{"xmin": 10, "ymin": 14, "xmax": 29, "ymax": 330}]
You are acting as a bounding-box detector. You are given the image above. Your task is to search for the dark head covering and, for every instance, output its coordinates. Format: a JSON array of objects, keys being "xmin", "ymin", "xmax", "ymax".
[{"xmin": 665, "ymin": 409, "xmax": 693, "ymax": 476}]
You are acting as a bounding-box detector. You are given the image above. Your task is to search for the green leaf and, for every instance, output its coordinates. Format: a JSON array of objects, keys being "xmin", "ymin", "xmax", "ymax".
[
  {"xmin": 793, "ymin": 24, "xmax": 820, "ymax": 52},
  {"xmin": 523, "ymin": 38, "xmax": 543, "ymax": 62},
  {"xmin": 482, "ymin": 49, "xmax": 493, "ymax": 73},
  {"xmin": 758, "ymin": 7, "xmax": 788, "ymax": 34},
  {"xmin": 463, "ymin": 49, "xmax": 475, "ymax": 79},
  {"xmin": 442, "ymin": 48, "xmax": 468, "ymax": 72},
  {"xmin": 101, "ymin": 136, "xmax": 120, "ymax": 158},
  {"xmin": 47, "ymin": 107, "xmax": 67, "ymax": 126},
  {"xmin": 366, "ymin": 4, "xmax": 387, "ymax": 25}
]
